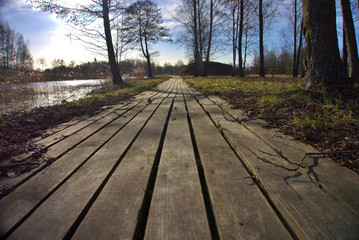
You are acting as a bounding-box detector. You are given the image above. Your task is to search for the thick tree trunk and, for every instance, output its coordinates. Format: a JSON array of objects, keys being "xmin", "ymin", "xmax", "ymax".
[
  {"xmin": 102, "ymin": 0, "xmax": 124, "ymax": 85},
  {"xmin": 259, "ymin": 0, "xmax": 265, "ymax": 77},
  {"xmin": 238, "ymin": 0, "xmax": 244, "ymax": 77},
  {"xmin": 341, "ymin": 0, "xmax": 359, "ymax": 82},
  {"xmin": 303, "ymin": 0, "xmax": 348, "ymax": 90},
  {"xmin": 203, "ymin": 0, "xmax": 214, "ymax": 77},
  {"xmin": 293, "ymin": 0, "xmax": 297, "ymax": 77},
  {"xmin": 193, "ymin": 0, "xmax": 199, "ymax": 77}
]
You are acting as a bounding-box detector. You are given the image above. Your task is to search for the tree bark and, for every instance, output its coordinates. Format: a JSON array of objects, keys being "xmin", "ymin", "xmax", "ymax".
[
  {"xmin": 343, "ymin": 25, "xmax": 348, "ymax": 74},
  {"xmin": 102, "ymin": 0, "xmax": 124, "ymax": 85},
  {"xmin": 203, "ymin": 0, "xmax": 213, "ymax": 77},
  {"xmin": 340, "ymin": 0, "xmax": 359, "ymax": 82},
  {"xmin": 259, "ymin": 0, "xmax": 265, "ymax": 77},
  {"xmin": 293, "ymin": 0, "xmax": 298, "ymax": 77},
  {"xmin": 145, "ymin": 37, "xmax": 153, "ymax": 78},
  {"xmin": 197, "ymin": 0, "xmax": 203, "ymax": 74},
  {"xmin": 231, "ymin": 0, "xmax": 239, "ymax": 76},
  {"xmin": 193, "ymin": 0, "xmax": 199, "ymax": 77},
  {"xmin": 295, "ymin": 18, "xmax": 303, "ymax": 77},
  {"xmin": 238, "ymin": 0, "xmax": 244, "ymax": 77},
  {"xmin": 303, "ymin": 0, "xmax": 348, "ymax": 90}
]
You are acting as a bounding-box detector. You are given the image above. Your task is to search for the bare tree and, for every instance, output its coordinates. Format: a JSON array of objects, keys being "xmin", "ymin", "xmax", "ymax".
[
  {"xmin": 124, "ymin": 0, "xmax": 170, "ymax": 78},
  {"xmin": 0, "ymin": 21, "xmax": 33, "ymax": 71},
  {"xmin": 29, "ymin": 0, "xmax": 125, "ymax": 85},
  {"xmin": 259, "ymin": 0, "xmax": 265, "ymax": 77},
  {"xmin": 194, "ymin": 0, "xmax": 200, "ymax": 76},
  {"xmin": 224, "ymin": 0, "xmax": 238, "ymax": 75},
  {"xmin": 341, "ymin": 0, "xmax": 359, "ymax": 82},
  {"xmin": 242, "ymin": 0, "xmax": 258, "ymax": 71},
  {"xmin": 203, "ymin": 0, "xmax": 214, "ymax": 76},
  {"xmin": 175, "ymin": 0, "xmax": 223, "ymax": 76},
  {"xmin": 303, "ymin": 0, "xmax": 349, "ymax": 89},
  {"xmin": 37, "ymin": 57, "xmax": 47, "ymax": 71},
  {"xmin": 237, "ymin": 0, "xmax": 244, "ymax": 76}
]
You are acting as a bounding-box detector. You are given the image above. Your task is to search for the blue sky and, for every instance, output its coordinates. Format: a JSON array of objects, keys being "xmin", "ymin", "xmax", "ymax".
[
  {"xmin": 0, "ymin": 0, "xmax": 190, "ymax": 68},
  {"xmin": 1, "ymin": 0, "xmax": 357, "ymax": 69}
]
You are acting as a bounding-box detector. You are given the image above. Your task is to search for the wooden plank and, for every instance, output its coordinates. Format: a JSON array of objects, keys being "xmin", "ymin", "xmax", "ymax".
[
  {"xmin": 206, "ymin": 93, "xmax": 359, "ymax": 217},
  {"xmin": 144, "ymin": 95, "xmax": 212, "ymax": 240},
  {"xmin": 0, "ymin": 79, "xmax": 176, "ymax": 189},
  {"xmin": 35, "ymin": 78, "xmax": 172, "ymax": 148},
  {"xmin": 71, "ymin": 97, "xmax": 174, "ymax": 240},
  {"xmin": 0, "ymin": 100, "xmax": 149, "ymax": 237},
  {"xmin": 2, "ymin": 84, "xmax": 175, "ymax": 239},
  {"xmin": 195, "ymin": 95, "xmax": 359, "ymax": 240},
  {"xmin": 35, "ymin": 105, "xmax": 127, "ymax": 148},
  {"xmin": 184, "ymin": 94, "xmax": 292, "ymax": 239},
  {"xmin": 206, "ymin": 94, "xmax": 359, "ymax": 217}
]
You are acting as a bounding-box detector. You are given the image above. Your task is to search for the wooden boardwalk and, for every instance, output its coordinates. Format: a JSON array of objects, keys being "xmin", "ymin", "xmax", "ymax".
[{"xmin": 1, "ymin": 76, "xmax": 359, "ymax": 239}]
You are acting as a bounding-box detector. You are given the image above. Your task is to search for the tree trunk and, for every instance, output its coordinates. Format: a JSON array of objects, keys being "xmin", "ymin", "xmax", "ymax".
[
  {"xmin": 231, "ymin": 1, "xmax": 239, "ymax": 76},
  {"xmin": 293, "ymin": 0, "xmax": 297, "ymax": 77},
  {"xmin": 197, "ymin": 0, "xmax": 203, "ymax": 74},
  {"xmin": 341, "ymin": 0, "xmax": 359, "ymax": 82},
  {"xmin": 238, "ymin": 0, "xmax": 244, "ymax": 77},
  {"xmin": 243, "ymin": 27, "xmax": 248, "ymax": 71},
  {"xmin": 303, "ymin": 0, "xmax": 348, "ymax": 90},
  {"xmin": 102, "ymin": 0, "xmax": 124, "ymax": 85},
  {"xmin": 232, "ymin": 10, "xmax": 237, "ymax": 76},
  {"xmin": 295, "ymin": 18, "xmax": 303, "ymax": 77},
  {"xmin": 259, "ymin": 0, "xmax": 265, "ymax": 77},
  {"xmin": 144, "ymin": 35, "xmax": 153, "ymax": 78},
  {"xmin": 203, "ymin": 0, "xmax": 213, "ymax": 77},
  {"xmin": 193, "ymin": 0, "xmax": 199, "ymax": 77},
  {"xmin": 343, "ymin": 25, "xmax": 348, "ymax": 74}
]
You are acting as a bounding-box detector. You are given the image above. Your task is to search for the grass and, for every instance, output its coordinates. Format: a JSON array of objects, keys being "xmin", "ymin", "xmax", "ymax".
[{"xmin": 185, "ymin": 75, "xmax": 359, "ymax": 173}]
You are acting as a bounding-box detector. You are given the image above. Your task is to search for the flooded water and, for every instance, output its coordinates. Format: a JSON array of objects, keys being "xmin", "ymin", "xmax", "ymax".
[{"xmin": 0, "ymin": 79, "xmax": 111, "ymax": 114}]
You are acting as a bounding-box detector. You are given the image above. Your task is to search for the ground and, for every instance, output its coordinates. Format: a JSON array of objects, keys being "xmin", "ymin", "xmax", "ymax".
[
  {"xmin": 0, "ymin": 77, "xmax": 167, "ymax": 178},
  {"xmin": 185, "ymin": 75, "xmax": 359, "ymax": 174},
  {"xmin": 1, "ymin": 75, "xmax": 358, "ymax": 180}
]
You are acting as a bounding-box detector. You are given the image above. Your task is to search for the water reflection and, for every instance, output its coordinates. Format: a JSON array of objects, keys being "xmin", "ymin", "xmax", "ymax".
[{"xmin": 0, "ymin": 79, "xmax": 111, "ymax": 114}]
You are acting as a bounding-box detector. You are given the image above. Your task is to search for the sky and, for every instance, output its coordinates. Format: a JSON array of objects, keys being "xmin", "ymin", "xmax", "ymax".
[
  {"xmin": 0, "ymin": 0, "xmax": 191, "ymax": 68},
  {"xmin": 0, "ymin": 0, "xmax": 283, "ymax": 69},
  {"xmin": 0, "ymin": 0, "xmax": 357, "ymax": 70}
]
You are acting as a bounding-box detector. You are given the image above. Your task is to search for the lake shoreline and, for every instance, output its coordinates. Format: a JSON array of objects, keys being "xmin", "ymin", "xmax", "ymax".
[{"xmin": 0, "ymin": 77, "xmax": 168, "ymax": 184}]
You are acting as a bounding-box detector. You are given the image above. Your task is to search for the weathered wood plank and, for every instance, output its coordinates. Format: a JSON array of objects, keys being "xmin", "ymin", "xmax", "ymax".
[
  {"xmin": 71, "ymin": 97, "xmax": 174, "ymax": 240},
  {"xmin": 0, "ymin": 101, "xmax": 151, "ymax": 237},
  {"xmin": 184, "ymin": 94, "xmax": 292, "ymax": 239},
  {"xmin": 5, "ymin": 93, "xmax": 171, "ymax": 240},
  {"xmin": 144, "ymin": 95, "xmax": 212, "ymax": 240},
  {"xmin": 195, "ymin": 95, "xmax": 359, "ymax": 240},
  {"xmin": 35, "ymin": 77, "xmax": 173, "ymax": 148},
  {"xmin": 0, "ymin": 79, "xmax": 176, "ymax": 189},
  {"xmin": 35, "ymin": 105, "xmax": 127, "ymax": 148},
  {"xmin": 44, "ymin": 110, "xmax": 132, "ymax": 158},
  {"xmin": 206, "ymin": 94, "xmax": 359, "ymax": 218}
]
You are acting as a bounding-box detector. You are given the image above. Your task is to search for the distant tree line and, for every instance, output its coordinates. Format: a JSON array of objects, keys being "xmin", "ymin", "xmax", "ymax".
[
  {"xmin": 0, "ymin": 21, "xmax": 33, "ymax": 71},
  {"xmin": 250, "ymin": 46, "xmax": 305, "ymax": 76},
  {"xmin": 42, "ymin": 58, "xmax": 185, "ymax": 80}
]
